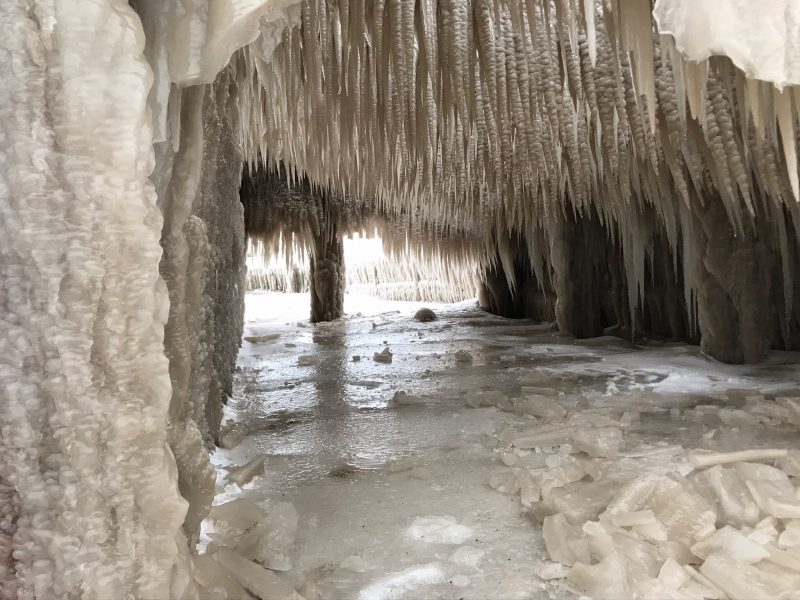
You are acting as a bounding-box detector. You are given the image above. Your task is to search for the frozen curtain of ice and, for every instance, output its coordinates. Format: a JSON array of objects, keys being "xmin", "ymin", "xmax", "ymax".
[
  {"xmin": 2, "ymin": 0, "xmax": 800, "ymax": 598},
  {"xmin": 0, "ymin": 0, "xmax": 300, "ymax": 598}
]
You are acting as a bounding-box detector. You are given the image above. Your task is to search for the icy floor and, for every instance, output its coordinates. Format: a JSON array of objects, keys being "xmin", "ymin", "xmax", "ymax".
[{"xmin": 206, "ymin": 292, "xmax": 800, "ymax": 600}]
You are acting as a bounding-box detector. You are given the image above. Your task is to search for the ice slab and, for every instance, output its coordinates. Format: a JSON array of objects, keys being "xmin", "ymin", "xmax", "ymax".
[
  {"xmin": 693, "ymin": 466, "xmax": 760, "ymax": 528},
  {"xmin": 407, "ymin": 516, "xmax": 474, "ymax": 544},
  {"xmin": 543, "ymin": 513, "xmax": 591, "ymax": 566},
  {"xmin": 572, "ymin": 427, "xmax": 623, "ymax": 458},
  {"xmin": 515, "ymin": 395, "xmax": 567, "ymax": 419},
  {"xmin": 217, "ymin": 548, "xmax": 305, "ymax": 600},
  {"xmin": 699, "ymin": 553, "xmax": 799, "ymax": 600},
  {"xmin": 466, "ymin": 389, "xmax": 508, "ymax": 408},
  {"xmin": 193, "ymin": 553, "xmax": 250, "ymax": 599},
  {"xmin": 691, "ymin": 526, "xmax": 770, "ymax": 563},
  {"xmin": 567, "ymin": 552, "xmax": 630, "ymax": 599},
  {"xmin": 227, "ymin": 456, "xmax": 266, "ymax": 487}
]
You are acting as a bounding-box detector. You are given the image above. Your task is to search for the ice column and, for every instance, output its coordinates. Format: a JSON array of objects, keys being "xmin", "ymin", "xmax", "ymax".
[{"xmin": 0, "ymin": 1, "xmax": 192, "ymax": 598}]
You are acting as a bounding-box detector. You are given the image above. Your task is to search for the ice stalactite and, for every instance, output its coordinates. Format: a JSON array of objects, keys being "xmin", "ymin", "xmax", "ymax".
[
  {"xmin": 234, "ymin": 0, "xmax": 800, "ymax": 363},
  {"xmin": 241, "ymin": 164, "xmax": 485, "ymax": 312},
  {"xmin": 0, "ymin": 1, "xmax": 192, "ymax": 597}
]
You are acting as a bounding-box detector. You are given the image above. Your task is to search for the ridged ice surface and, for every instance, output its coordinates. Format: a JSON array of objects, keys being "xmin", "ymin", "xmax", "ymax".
[{"xmin": 0, "ymin": 1, "xmax": 191, "ymax": 598}]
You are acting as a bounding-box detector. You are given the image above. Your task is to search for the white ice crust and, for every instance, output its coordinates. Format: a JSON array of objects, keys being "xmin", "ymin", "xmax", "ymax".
[{"xmin": 654, "ymin": 0, "xmax": 800, "ymax": 88}]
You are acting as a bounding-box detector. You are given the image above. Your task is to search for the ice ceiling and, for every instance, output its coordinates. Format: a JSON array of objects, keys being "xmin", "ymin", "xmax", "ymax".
[{"xmin": 1, "ymin": 0, "xmax": 800, "ymax": 598}]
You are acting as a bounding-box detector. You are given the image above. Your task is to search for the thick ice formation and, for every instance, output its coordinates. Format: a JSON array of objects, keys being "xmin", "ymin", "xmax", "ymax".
[
  {"xmin": 654, "ymin": 0, "xmax": 800, "ymax": 88},
  {"xmin": 0, "ymin": 1, "xmax": 190, "ymax": 597}
]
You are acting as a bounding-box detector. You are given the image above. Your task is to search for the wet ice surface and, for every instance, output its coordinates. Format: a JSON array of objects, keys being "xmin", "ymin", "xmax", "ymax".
[{"xmin": 209, "ymin": 292, "xmax": 800, "ymax": 599}]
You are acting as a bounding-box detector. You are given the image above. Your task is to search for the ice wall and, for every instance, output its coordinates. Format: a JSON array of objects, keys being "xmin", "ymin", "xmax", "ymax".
[
  {"xmin": 0, "ymin": 1, "xmax": 192, "ymax": 597},
  {"xmin": 1, "ymin": 0, "xmax": 297, "ymax": 597}
]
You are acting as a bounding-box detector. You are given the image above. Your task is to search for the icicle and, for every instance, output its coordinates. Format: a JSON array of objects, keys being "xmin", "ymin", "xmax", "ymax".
[{"xmin": 774, "ymin": 87, "xmax": 799, "ymax": 202}]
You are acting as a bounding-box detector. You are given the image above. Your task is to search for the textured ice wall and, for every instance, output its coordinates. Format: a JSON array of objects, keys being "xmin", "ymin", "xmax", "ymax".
[
  {"xmin": 654, "ymin": 0, "xmax": 800, "ymax": 88},
  {"xmin": 1, "ymin": 0, "xmax": 298, "ymax": 597},
  {"xmin": 0, "ymin": 1, "xmax": 193, "ymax": 598}
]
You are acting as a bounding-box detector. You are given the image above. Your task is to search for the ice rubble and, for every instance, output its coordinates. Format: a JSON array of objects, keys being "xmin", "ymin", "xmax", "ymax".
[{"xmin": 487, "ymin": 388, "xmax": 800, "ymax": 599}]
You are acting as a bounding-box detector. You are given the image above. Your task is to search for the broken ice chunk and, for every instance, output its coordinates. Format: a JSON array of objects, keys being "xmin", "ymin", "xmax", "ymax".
[
  {"xmin": 217, "ymin": 548, "xmax": 305, "ymax": 600},
  {"xmin": 465, "ymin": 390, "xmax": 508, "ymax": 409},
  {"xmin": 534, "ymin": 479, "xmax": 619, "ymax": 525},
  {"xmin": 776, "ymin": 450, "xmax": 800, "ymax": 477},
  {"xmin": 209, "ymin": 498, "xmax": 266, "ymax": 533},
  {"xmin": 778, "ymin": 520, "xmax": 800, "ymax": 549},
  {"xmin": 542, "ymin": 513, "xmax": 591, "ymax": 566},
  {"xmin": 514, "ymin": 395, "xmax": 567, "ymax": 419},
  {"xmin": 535, "ymin": 562, "xmax": 570, "ymax": 580},
  {"xmin": 699, "ymin": 553, "xmax": 799, "ymax": 600},
  {"xmin": 612, "ymin": 510, "xmax": 657, "ymax": 528},
  {"xmin": 489, "ymin": 471, "xmax": 520, "ymax": 495},
  {"xmin": 253, "ymin": 502, "xmax": 298, "ymax": 571},
  {"xmin": 572, "ymin": 427, "xmax": 622, "ymax": 458},
  {"xmin": 642, "ymin": 475, "xmax": 718, "ymax": 562},
  {"xmin": 193, "ymin": 553, "xmax": 250, "ymax": 599},
  {"xmin": 511, "ymin": 425, "xmax": 573, "ymax": 450},
  {"xmin": 373, "ymin": 347, "xmax": 393, "ymax": 363},
  {"xmin": 392, "ymin": 390, "xmax": 424, "ymax": 406},
  {"xmin": 518, "ymin": 472, "xmax": 541, "ymax": 508},
  {"xmin": 454, "ymin": 349, "xmax": 473, "ymax": 362},
  {"xmin": 693, "ymin": 465, "xmax": 760, "ymax": 528},
  {"xmin": 538, "ymin": 463, "xmax": 586, "ymax": 498},
  {"xmin": 520, "ymin": 386, "xmax": 557, "ymax": 397},
  {"xmin": 634, "ymin": 521, "xmax": 669, "ymax": 543},
  {"xmin": 604, "ymin": 473, "xmax": 660, "ymax": 517},
  {"xmin": 735, "ymin": 462, "xmax": 799, "ymax": 518},
  {"xmin": 746, "ymin": 482, "xmax": 800, "ymax": 519},
  {"xmin": 297, "ymin": 355, "xmax": 319, "ymax": 366},
  {"xmin": 227, "ymin": 456, "xmax": 266, "ymax": 487},
  {"xmin": 690, "ymin": 526, "xmax": 770, "ymax": 563},
  {"xmin": 582, "ymin": 520, "xmax": 617, "ymax": 560},
  {"xmin": 567, "ymin": 552, "xmax": 629, "ymax": 599},
  {"xmin": 218, "ymin": 422, "xmax": 249, "ymax": 449},
  {"xmin": 407, "ymin": 516, "xmax": 474, "ymax": 544},
  {"xmin": 689, "ymin": 448, "xmax": 788, "ymax": 467},
  {"xmin": 718, "ymin": 408, "xmax": 759, "ymax": 427},
  {"xmin": 657, "ymin": 558, "xmax": 690, "ymax": 589}
]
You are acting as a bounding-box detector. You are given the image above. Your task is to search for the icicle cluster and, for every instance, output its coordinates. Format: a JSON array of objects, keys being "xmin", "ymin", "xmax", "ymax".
[
  {"xmin": 241, "ymin": 164, "xmax": 484, "ymax": 302},
  {"xmin": 236, "ymin": 0, "xmax": 800, "ymax": 359}
]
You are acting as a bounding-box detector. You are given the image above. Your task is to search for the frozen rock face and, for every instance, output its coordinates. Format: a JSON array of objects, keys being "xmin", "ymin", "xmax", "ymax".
[{"xmin": 0, "ymin": 1, "xmax": 192, "ymax": 597}]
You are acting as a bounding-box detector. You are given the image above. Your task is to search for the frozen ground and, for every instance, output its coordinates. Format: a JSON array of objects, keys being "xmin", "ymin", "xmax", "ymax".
[{"xmin": 204, "ymin": 292, "xmax": 800, "ymax": 599}]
